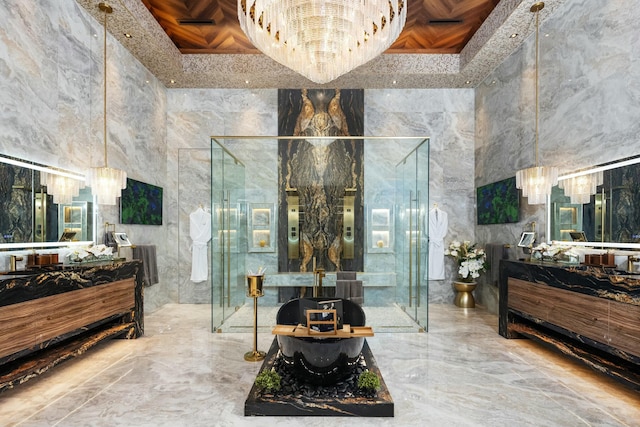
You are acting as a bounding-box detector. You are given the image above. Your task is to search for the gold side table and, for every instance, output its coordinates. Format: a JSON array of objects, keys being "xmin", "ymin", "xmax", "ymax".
[
  {"xmin": 244, "ymin": 275, "xmax": 266, "ymax": 362},
  {"xmin": 453, "ymin": 281, "xmax": 477, "ymax": 308}
]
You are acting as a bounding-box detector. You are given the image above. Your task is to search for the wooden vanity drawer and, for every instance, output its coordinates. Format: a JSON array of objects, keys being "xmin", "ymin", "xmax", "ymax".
[
  {"xmin": 608, "ymin": 300, "xmax": 640, "ymax": 358},
  {"xmin": 0, "ymin": 278, "xmax": 135, "ymax": 360},
  {"xmin": 508, "ymin": 278, "xmax": 609, "ymax": 344}
]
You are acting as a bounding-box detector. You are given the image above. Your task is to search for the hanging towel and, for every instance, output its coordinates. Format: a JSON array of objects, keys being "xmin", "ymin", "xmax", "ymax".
[
  {"xmin": 427, "ymin": 207, "xmax": 448, "ymax": 280},
  {"xmin": 132, "ymin": 245, "xmax": 159, "ymax": 287},
  {"xmin": 484, "ymin": 243, "xmax": 509, "ymax": 287},
  {"xmin": 103, "ymin": 231, "xmax": 117, "ymax": 249},
  {"xmin": 190, "ymin": 207, "xmax": 211, "ymax": 283}
]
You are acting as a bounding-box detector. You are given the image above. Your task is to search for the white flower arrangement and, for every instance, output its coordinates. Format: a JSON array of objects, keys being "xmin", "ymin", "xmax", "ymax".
[
  {"xmin": 444, "ymin": 240, "xmax": 487, "ymax": 281},
  {"xmin": 67, "ymin": 244, "xmax": 114, "ymax": 263}
]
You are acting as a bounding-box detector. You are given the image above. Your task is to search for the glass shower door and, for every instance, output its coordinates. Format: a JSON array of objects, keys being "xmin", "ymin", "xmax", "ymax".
[
  {"xmin": 395, "ymin": 140, "xmax": 429, "ymax": 330},
  {"xmin": 210, "ymin": 139, "xmax": 246, "ymax": 332}
]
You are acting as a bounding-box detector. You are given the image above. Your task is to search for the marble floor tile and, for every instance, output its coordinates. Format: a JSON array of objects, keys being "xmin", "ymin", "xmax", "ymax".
[{"xmin": 1, "ymin": 303, "xmax": 638, "ymax": 426}]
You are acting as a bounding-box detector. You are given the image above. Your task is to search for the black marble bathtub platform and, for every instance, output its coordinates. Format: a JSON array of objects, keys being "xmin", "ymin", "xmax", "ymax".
[{"xmin": 245, "ymin": 338, "xmax": 393, "ymax": 417}]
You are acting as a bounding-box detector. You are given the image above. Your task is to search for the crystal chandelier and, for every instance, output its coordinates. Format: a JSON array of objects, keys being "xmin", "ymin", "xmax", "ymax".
[
  {"xmin": 41, "ymin": 172, "xmax": 84, "ymax": 205},
  {"xmin": 558, "ymin": 171, "xmax": 603, "ymax": 204},
  {"xmin": 238, "ymin": 0, "xmax": 407, "ymax": 84},
  {"xmin": 516, "ymin": 2, "xmax": 558, "ymax": 205},
  {"xmin": 88, "ymin": 2, "xmax": 127, "ymax": 205}
]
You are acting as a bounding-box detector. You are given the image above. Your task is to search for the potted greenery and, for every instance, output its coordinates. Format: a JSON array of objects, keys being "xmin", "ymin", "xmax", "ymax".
[
  {"xmin": 254, "ymin": 369, "xmax": 281, "ymax": 394},
  {"xmin": 357, "ymin": 370, "xmax": 381, "ymax": 397}
]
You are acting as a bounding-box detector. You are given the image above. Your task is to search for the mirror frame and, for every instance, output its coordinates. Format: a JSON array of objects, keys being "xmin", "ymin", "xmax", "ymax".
[
  {"xmin": 0, "ymin": 154, "xmax": 95, "ymax": 250},
  {"xmin": 547, "ymin": 155, "xmax": 640, "ymax": 250}
]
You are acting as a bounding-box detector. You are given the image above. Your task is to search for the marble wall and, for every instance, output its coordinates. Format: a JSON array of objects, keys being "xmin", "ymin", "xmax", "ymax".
[
  {"xmin": 475, "ymin": 0, "xmax": 640, "ymax": 313},
  {"xmin": 166, "ymin": 88, "xmax": 475, "ymax": 306},
  {"xmin": 0, "ymin": 0, "xmax": 169, "ymax": 312},
  {"xmin": 365, "ymin": 90, "xmax": 476, "ymax": 303}
]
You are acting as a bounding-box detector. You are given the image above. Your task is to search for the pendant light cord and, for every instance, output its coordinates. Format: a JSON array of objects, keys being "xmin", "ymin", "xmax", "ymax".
[
  {"xmin": 101, "ymin": 3, "xmax": 111, "ymax": 168},
  {"xmin": 534, "ymin": 7, "xmax": 540, "ymax": 167}
]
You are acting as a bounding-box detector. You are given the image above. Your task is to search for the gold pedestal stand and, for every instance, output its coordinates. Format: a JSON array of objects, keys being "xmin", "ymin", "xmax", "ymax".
[
  {"xmin": 453, "ymin": 281, "xmax": 477, "ymax": 308},
  {"xmin": 244, "ymin": 275, "xmax": 266, "ymax": 362}
]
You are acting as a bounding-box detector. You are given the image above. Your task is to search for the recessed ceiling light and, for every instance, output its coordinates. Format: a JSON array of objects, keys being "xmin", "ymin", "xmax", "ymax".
[
  {"xmin": 170, "ymin": 79, "xmax": 176, "ymax": 84},
  {"xmin": 465, "ymin": 80, "xmax": 472, "ymax": 84},
  {"xmin": 178, "ymin": 19, "xmax": 216, "ymax": 26},
  {"xmin": 124, "ymin": 33, "xmax": 132, "ymax": 38},
  {"xmin": 245, "ymin": 80, "xmax": 250, "ymax": 84},
  {"xmin": 392, "ymin": 80, "xmax": 397, "ymax": 85},
  {"xmin": 509, "ymin": 33, "xmax": 518, "ymax": 38}
]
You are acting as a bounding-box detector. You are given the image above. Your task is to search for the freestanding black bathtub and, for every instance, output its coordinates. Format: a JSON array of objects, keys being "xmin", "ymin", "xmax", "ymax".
[{"xmin": 276, "ymin": 298, "xmax": 366, "ymax": 385}]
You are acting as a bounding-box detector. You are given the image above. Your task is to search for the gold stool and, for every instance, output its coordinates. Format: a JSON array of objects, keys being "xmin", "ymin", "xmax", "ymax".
[{"xmin": 453, "ymin": 281, "xmax": 477, "ymax": 308}]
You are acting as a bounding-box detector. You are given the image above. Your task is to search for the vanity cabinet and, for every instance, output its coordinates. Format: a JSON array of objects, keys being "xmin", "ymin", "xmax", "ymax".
[
  {"xmin": 499, "ymin": 260, "xmax": 640, "ymax": 391},
  {"xmin": 0, "ymin": 261, "xmax": 143, "ymax": 393}
]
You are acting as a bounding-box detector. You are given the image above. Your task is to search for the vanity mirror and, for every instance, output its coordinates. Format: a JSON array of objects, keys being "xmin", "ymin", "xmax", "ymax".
[
  {"xmin": 548, "ymin": 155, "xmax": 640, "ymax": 249},
  {"xmin": 0, "ymin": 154, "xmax": 95, "ymax": 249}
]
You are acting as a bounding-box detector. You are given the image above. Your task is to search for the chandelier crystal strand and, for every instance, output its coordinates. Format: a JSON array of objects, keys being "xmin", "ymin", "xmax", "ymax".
[
  {"xmin": 88, "ymin": 2, "xmax": 127, "ymax": 205},
  {"xmin": 238, "ymin": 0, "xmax": 407, "ymax": 84}
]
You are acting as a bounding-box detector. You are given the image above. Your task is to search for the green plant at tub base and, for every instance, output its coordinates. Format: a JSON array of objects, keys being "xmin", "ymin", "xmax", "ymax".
[
  {"xmin": 357, "ymin": 370, "xmax": 381, "ymax": 395},
  {"xmin": 254, "ymin": 369, "xmax": 281, "ymax": 393}
]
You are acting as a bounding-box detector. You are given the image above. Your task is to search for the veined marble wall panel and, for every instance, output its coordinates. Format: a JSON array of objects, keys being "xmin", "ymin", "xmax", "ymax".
[
  {"xmin": 475, "ymin": 0, "xmax": 640, "ymax": 314},
  {"xmin": 0, "ymin": 0, "xmax": 169, "ymax": 312},
  {"xmin": 365, "ymin": 89, "xmax": 475, "ymax": 305},
  {"xmin": 167, "ymin": 89, "xmax": 277, "ymax": 304}
]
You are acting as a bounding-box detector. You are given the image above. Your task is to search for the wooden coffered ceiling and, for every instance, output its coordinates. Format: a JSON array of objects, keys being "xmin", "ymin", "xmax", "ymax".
[
  {"xmin": 140, "ymin": 0, "xmax": 500, "ymax": 55},
  {"xmin": 75, "ymin": 0, "xmax": 565, "ymax": 88}
]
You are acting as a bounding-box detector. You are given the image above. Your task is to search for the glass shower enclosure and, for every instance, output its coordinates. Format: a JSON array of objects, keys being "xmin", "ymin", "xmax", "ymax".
[{"xmin": 207, "ymin": 136, "xmax": 430, "ymax": 333}]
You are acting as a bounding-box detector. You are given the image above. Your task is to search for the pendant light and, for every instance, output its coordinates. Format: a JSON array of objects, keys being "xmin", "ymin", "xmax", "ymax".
[
  {"xmin": 237, "ymin": 0, "xmax": 407, "ymax": 84},
  {"xmin": 87, "ymin": 2, "xmax": 127, "ymax": 205},
  {"xmin": 515, "ymin": 2, "xmax": 558, "ymax": 205},
  {"xmin": 558, "ymin": 171, "xmax": 603, "ymax": 205}
]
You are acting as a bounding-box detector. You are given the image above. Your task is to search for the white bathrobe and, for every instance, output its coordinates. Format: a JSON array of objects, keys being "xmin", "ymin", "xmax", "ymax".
[
  {"xmin": 190, "ymin": 207, "xmax": 211, "ymax": 283},
  {"xmin": 427, "ymin": 207, "xmax": 448, "ymax": 280}
]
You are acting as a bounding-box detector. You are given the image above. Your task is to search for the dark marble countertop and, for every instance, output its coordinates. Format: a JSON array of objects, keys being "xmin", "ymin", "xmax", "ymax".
[{"xmin": 502, "ymin": 260, "xmax": 640, "ymax": 305}]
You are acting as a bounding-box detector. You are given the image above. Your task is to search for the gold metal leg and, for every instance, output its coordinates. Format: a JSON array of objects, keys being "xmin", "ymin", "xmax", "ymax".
[{"xmin": 244, "ymin": 296, "xmax": 266, "ymax": 361}]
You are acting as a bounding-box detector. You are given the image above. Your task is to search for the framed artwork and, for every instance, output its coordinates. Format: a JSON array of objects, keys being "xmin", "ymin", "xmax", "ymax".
[
  {"xmin": 476, "ymin": 177, "xmax": 519, "ymax": 225},
  {"xmin": 120, "ymin": 178, "xmax": 163, "ymax": 225}
]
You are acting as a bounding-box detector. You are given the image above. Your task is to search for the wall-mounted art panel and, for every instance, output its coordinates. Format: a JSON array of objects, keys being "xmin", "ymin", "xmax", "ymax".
[{"xmin": 277, "ymin": 89, "xmax": 364, "ymax": 273}]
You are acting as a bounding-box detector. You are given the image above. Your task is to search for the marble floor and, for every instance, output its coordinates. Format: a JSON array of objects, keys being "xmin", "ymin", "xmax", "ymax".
[{"xmin": 1, "ymin": 303, "xmax": 639, "ymax": 427}]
